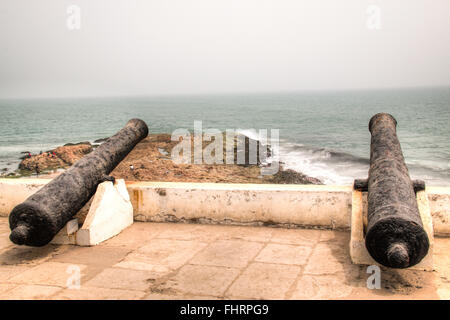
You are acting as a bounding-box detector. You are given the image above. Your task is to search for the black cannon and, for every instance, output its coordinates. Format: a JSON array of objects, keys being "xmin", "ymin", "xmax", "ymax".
[
  {"xmin": 355, "ymin": 113, "xmax": 429, "ymax": 268},
  {"xmin": 9, "ymin": 119, "xmax": 148, "ymax": 247}
]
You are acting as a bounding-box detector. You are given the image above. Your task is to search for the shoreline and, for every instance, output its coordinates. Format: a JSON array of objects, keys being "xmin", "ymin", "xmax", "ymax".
[{"xmin": 1, "ymin": 134, "xmax": 324, "ymax": 185}]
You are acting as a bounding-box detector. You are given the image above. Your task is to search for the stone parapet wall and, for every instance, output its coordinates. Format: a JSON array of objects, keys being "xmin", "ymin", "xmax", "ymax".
[{"xmin": 0, "ymin": 179, "xmax": 448, "ymax": 235}]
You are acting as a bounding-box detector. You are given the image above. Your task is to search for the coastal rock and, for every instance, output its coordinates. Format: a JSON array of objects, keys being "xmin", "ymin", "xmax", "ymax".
[
  {"xmin": 94, "ymin": 137, "xmax": 109, "ymax": 143},
  {"xmin": 16, "ymin": 134, "xmax": 322, "ymax": 186},
  {"xmin": 268, "ymin": 169, "xmax": 323, "ymax": 185},
  {"xmin": 54, "ymin": 143, "xmax": 93, "ymax": 164},
  {"xmin": 64, "ymin": 141, "xmax": 91, "ymax": 147},
  {"xmin": 19, "ymin": 143, "xmax": 93, "ymax": 172},
  {"xmin": 109, "ymin": 134, "xmax": 320, "ymax": 185}
]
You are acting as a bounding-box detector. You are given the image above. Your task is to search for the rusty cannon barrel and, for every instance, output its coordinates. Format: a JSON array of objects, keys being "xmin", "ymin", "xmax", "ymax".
[
  {"xmin": 365, "ymin": 113, "xmax": 429, "ymax": 268},
  {"xmin": 9, "ymin": 118, "xmax": 148, "ymax": 247}
]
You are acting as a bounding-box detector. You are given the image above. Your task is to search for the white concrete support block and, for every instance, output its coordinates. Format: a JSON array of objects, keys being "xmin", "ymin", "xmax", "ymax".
[
  {"xmin": 76, "ymin": 179, "xmax": 133, "ymax": 246},
  {"xmin": 350, "ymin": 190, "xmax": 434, "ymax": 271},
  {"xmin": 51, "ymin": 219, "xmax": 79, "ymax": 245},
  {"xmin": 427, "ymin": 186, "xmax": 450, "ymax": 236}
]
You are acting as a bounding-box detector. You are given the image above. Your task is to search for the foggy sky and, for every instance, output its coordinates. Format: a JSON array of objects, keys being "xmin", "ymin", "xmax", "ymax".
[{"xmin": 1, "ymin": 0, "xmax": 450, "ymax": 98}]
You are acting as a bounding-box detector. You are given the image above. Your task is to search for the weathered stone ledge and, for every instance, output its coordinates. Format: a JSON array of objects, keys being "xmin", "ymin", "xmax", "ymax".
[{"xmin": 0, "ymin": 179, "xmax": 448, "ymax": 236}]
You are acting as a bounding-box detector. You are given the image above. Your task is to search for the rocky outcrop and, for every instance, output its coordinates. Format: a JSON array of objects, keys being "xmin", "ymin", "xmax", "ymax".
[
  {"xmin": 16, "ymin": 134, "xmax": 322, "ymax": 185},
  {"xmin": 110, "ymin": 134, "xmax": 321, "ymax": 185},
  {"xmin": 267, "ymin": 169, "xmax": 323, "ymax": 185},
  {"xmin": 19, "ymin": 143, "xmax": 93, "ymax": 172},
  {"xmin": 53, "ymin": 143, "xmax": 93, "ymax": 165},
  {"xmin": 94, "ymin": 138, "xmax": 109, "ymax": 143}
]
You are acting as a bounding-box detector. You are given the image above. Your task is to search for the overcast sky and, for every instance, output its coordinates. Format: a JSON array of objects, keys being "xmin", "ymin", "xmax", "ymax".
[{"xmin": 0, "ymin": 0, "xmax": 449, "ymax": 98}]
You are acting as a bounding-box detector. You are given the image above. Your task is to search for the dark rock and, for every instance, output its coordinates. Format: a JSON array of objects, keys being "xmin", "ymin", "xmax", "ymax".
[
  {"xmin": 268, "ymin": 169, "xmax": 323, "ymax": 185},
  {"xmin": 64, "ymin": 141, "xmax": 91, "ymax": 147},
  {"xmin": 94, "ymin": 137, "xmax": 109, "ymax": 143}
]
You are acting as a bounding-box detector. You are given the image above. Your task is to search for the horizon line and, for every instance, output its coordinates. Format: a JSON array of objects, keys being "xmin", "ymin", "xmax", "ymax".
[{"xmin": 1, "ymin": 84, "xmax": 450, "ymax": 101}]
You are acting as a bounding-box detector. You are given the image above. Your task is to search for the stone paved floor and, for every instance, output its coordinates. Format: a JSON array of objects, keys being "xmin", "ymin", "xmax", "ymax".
[{"xmin": 0, "ymin": 217, "xmax": 449, "ymax": 300}]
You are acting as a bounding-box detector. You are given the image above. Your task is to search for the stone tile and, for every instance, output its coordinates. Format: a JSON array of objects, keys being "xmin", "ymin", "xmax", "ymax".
[
  {"xmin": 145, "ymin": 292, "xmax": 217, "ymax": 300},
  {"xmin": 255, "ymin": 244, "xmax": 312, "ymax": 266},
  {"xmin": 290, "ymin": 274, "xmax": 355, "ymax": 299},
  {"xmin": 51, "ymin": 246, "xmax": 132, "ymax": 267},
  {"xmin": 0, "ymin": 219, "xmax": 10, "ymax": 233},
  {"xmin": 161, "ymin": 265, "xmax": 240, "ymax": 297},
  {"xmin": 52, "ymin": 287, "xmax": 146, "ymax": 300},
  {"xmin": 0, "ymin": 283, "xmax": 16, "ymax": 295},
  {"xmin": 434, "ymin": 238, "xmax": 450, "ymax": 256},
  {"xmin": 155, "ymin": 223, "xmax": 224, "ymax": 242},
  {"xmin": 7, "ymin": 262, "xmax": 87, "ymax": 287},
  {"xmin": 303, "ymin": 243, "xmax": 351, "ymax": 275},
  {"xmin": 0, "ymin": 285, "xmax": 62, "ymax": 300},
  {"xmin": 223, "ymin": 295, "xmax": 259, "ymax": 300},
  {"xmin": 226, "ymin": 262, "xmax": 301, "ymax": 299},
  {"xmin": 0, "ymin": 233, "xmax": 14, "ymax": 251},
  {"xmin": 270, "ymin": 228, "xmax": 321, "ymax": 246},
  {"xmin": 49, "ymin": 246, "xmax": 133, "ymax": 283},
  {"xmin": 437, "ymin": 287, "xmax": 450, "ymax": 300},
  {"xmin": 190, "ymin": 240, "xmax": 264, "ymax": 268},
  {"xmin": 378, "ymin": 267, "xmax": 439, "ymax": 298},
  {"xmin": 0, "ymin": 244, "xmax": 70, "ymax": 266},
  {"xmin": 102, "ymin": 222, "xmax": 164, "ymax": 248},
  {"xmin": 319, "ymin": 230, "xmax": 350, "ymax": 243},
  {"xmin": 219, "ymin": 226, "xmax": 274, "ymax": 243},
  {"xmin": 0, "ymin": 214, "xmax": 447, "ymax": 300},
  {"xmin": 84, "ymin": 268, "xmax": 156, "ymax": 291},
  {"xmin": 114, "ymin": 261, "xmax": 170, "ymax": 273},
  {"xmin": 115, "ymin": 239, "xmax": 207, "ymax": 271},
  {"xmin": 0, "ymin": 265, "xmax": 31, "ymax": 282},
  {"xmin": 433, "ymin": 239, "xmax": 450, "ymax": 282},
  {"xmin": 434, "ymin": 255, "xmax": 450, "ymax": 282},
  {"xmin": 348, "ymin": 271, "xmax": 441, "ymax": 300}
]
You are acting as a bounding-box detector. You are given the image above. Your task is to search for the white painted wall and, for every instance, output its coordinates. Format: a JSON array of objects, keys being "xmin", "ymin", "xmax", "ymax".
[
  {"xmin": 0, "ymin": 179, "xmax": 449, "ymax": 235},
  {"xmin": 127, "ymin": 182, "xmax": 353, "ymax": 230}
]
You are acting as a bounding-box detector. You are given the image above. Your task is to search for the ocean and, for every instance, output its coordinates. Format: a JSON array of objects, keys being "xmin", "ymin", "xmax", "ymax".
[{"xmin": 0, "ymin": 87, "xmax": 449, "ymax": 186}]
